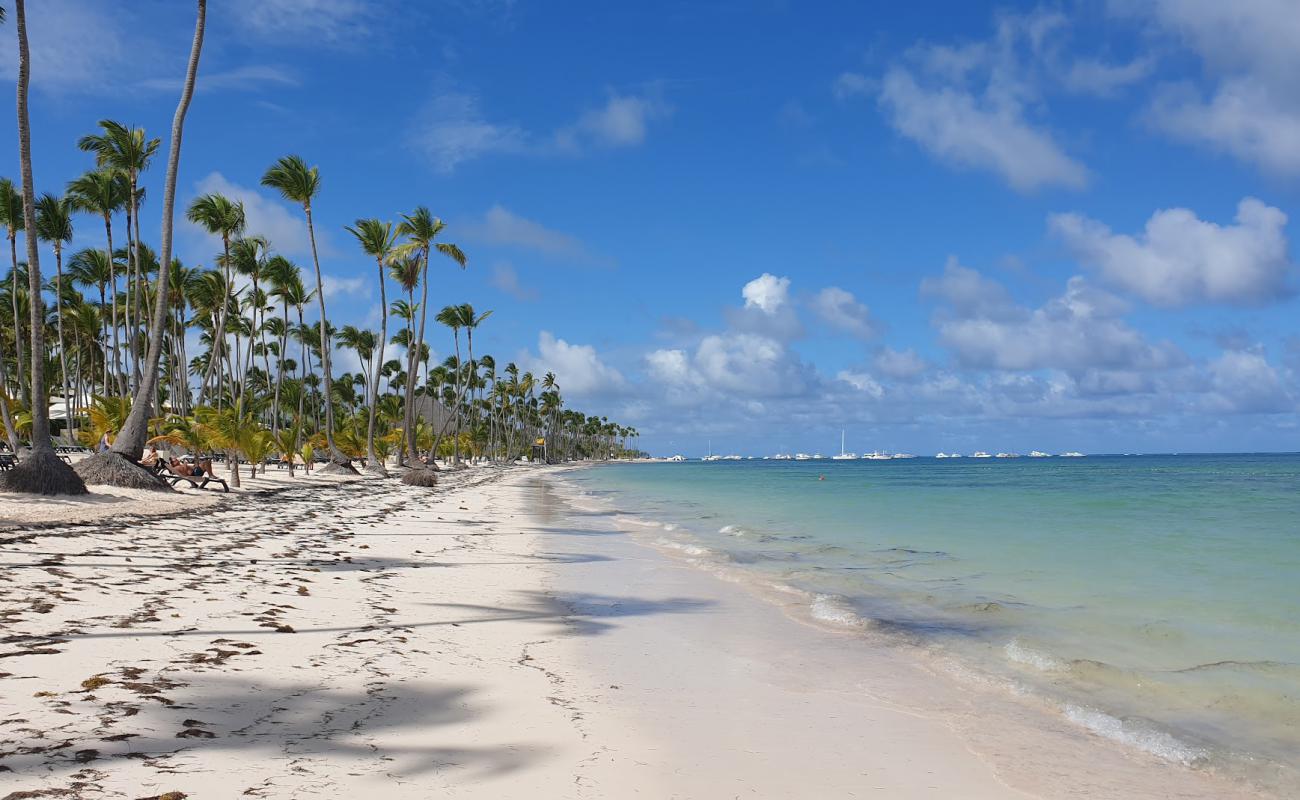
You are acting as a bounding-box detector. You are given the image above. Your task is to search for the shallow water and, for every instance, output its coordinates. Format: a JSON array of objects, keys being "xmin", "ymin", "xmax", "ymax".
[{"xmin": 566, "ymin": 454, "xmax": 1300, "ymax": 790}]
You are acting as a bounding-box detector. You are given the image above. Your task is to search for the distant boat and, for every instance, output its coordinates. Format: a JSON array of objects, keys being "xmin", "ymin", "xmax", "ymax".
[
  {"xmin": 862, "ymin": 451, "xmax": 892, "ymax": 460},
  {"xmin": 1059, "ymin": 451, "xmax": 1085, "ymax": 458},
  {"xmin": 935, "ymin": 452, "xmax": 952, "ymax": 459},
  {"xmin": 1029, "ymin": 451, "xmax": 1050, "ymax": 458},
  {"xmin": 832, "ymin": 430, "xmax": 857, "ymax": 460},
  {"xmin": 891, "ymin": 453, "xmax": 917, "ymax": 459},
  {"xmin": 666, "ymin": 454, "xmax": 686, "ymax": 462},
  {"xmin": 772, "ymin": 453, "xmax": 793, "ymax": 460},
  {"xmin": 813, "ymin": 453, "xmax": 824, "ymax": 459},
  {"xmin": 723, "ymin": 454, "xmax": 742, "ymax": 461},
  {"xmin": 702, "ymin": 454, "xmax": 722, "ymax": 461},
  {"xmin": 995, "ymin": 452, "xmax": 1020, "ymax": 458},
  {"xmin": 971, "ymin": 451, "xmax": 992, "ymax": 458},
  {"xmin": 795, "ymin": 453, "xmax": 813, "ymax": 461}
]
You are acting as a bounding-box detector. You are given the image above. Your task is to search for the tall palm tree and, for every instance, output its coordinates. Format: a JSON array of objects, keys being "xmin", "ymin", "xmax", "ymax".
[
  {"xmin": 35, "ymin": 193, "xmax": 74, "ymax": 438},
  {"xmin": 261, "ymin": 155, "xmax": 353, "ymax": 473},
  {"xmin": 67, "ymin": 248, "xmax": 114, "ymax": 393},
  {"xmin": 394, "ymin": 207, "xmax": 465, "ymax": 476},
  {"xmin": 185, "ymin": 192, "xmax": 244, "ymax": 405},
  {"xmin": 84, "ymin": 0, "xmax": 206, "ymax": 487},
  {"xmin": 345, "ymin": 218, "xmax": 398, "ymax": 475},
  {"xmin": 67, "ymin": 169, "xmax": 129, "ymax": 394},
  {"xmin": 77, "ymin": 121, "xmax": 160, "ymax": 391},
  {"xmin": 264, "ymin": 254, "xmax": 302, "ymax": 436},
  {"xmin": 0, "ymin": 177, "xmax": 28, "ymax": 405},
  {"xmin": 0, "ymin": 0, "xmax": 87, "ymax": 494},
  {"xmin": 224, "ymin": 234, "xmax": 269, "ymax": 398}
]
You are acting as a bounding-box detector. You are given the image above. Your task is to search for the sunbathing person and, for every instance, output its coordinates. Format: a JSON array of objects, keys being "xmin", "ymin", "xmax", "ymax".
[
  {"xmin": 167, "ymin": 457, "xmax": 214, "ymax": 479},
  {"xmin": 140, "ymin": 445, "xmax": 160, "ymax": 467}
]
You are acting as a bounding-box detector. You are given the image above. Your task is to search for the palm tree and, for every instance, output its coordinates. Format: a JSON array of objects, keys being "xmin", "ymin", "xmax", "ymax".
[
  {"xmin": 35, "ymin": 193, "xmax": 75, "ymax": 438},
  {"xmin": 185, "ymin": 192, "xmax": 244, "ymax": 405},
  {"xmin": 67, "ymin": 169, "xmax": 128, "ymax": 393},
  {"xmin": 345, "ymin": 218, "xmax": 398, "ymax": 475},
  {"xmin": 224, "ymin": 234, "xmax": 269, "ymax": 398},
  {"xmin": 261, "ymin": 155, "xmax": 354, "ymax": 473},
  {"xmin": 77, "ymin": 121, "xmax": 160, "ymax": 391},
  {"xmin": 81, "ymin": 0, "xmax": 206, "ymax": 488},
  {"xmin": 0, "ymin": 0, "xmax": 87, "ymax": 494},
  {"xmin": 394, "ymin": 207, "xmax": 466, "ymax": 477}
]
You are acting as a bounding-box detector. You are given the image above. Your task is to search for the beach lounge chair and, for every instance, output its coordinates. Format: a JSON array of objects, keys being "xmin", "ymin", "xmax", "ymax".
[
  {"xmin": 166, "ymin": 471, "xmax": 229, "ymax": 492},
  {"xmin": 0, "ymin": 453, "xmax": 15, "ymax": 471}
]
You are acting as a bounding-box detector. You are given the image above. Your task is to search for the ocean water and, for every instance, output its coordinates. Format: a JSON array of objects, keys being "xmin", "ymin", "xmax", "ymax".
[{"xmin": 564, "ymin": 454, "xmax": 1300, "ymax": 790}]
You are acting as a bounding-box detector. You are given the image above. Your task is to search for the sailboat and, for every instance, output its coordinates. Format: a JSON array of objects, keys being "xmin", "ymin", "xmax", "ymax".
[
  {"xmin": 702, "ymin": 439, "xmax": 722, "ymax": 461},
  {"xmin": 832, "ymin": 430, "xmax": 857, "ymax": 460}
]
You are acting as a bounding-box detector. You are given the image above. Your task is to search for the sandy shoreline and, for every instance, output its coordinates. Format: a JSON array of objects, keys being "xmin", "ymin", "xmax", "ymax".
[{"xmin": 0, "ymin": 465, "xmax": 1270, "ymax": 798}]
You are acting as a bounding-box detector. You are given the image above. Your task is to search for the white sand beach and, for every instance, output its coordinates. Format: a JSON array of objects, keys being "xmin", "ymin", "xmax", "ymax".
[{"xmin": 0, "ymin": 466, "xmax": 1268, "ymax": 798}]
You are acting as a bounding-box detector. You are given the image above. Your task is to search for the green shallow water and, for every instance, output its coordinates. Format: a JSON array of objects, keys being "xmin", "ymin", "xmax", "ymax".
[{"xmin": 567, "ymin": 454, "xmax": 1300, "ymax": 786}]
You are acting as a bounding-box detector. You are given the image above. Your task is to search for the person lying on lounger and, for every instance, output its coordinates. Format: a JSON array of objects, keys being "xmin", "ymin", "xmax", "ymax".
[{"xmin": 167, "ymin": 457, "xmax": 215, "ymax": 479}]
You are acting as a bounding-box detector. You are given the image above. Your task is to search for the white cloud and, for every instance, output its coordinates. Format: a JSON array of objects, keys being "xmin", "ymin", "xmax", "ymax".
[
  {"xmin": 488, "ymin": 261, "xmax": 537, "ymax": 301},
  {"xmin": 1121, "ymin": 0, "xmax": 1300, "ymax": 174},
  {"xmin": 1061, "ymin": 56, "xmax": 1154, "ymax": 96},
  {"xmin": 184, "ymin": 172, "xmax": 330, "ymax": 261},
  {"xmin": 926, "ymin": 262, "xmax": 1182, "ymax": 373},
  {"xmin": 139, "ymin": 64, "xmax": 299, "ymax": 93},
  {"xmin": 648, "ymin": 333, "xmax": 811, "ymax": 400},
  {"xmin": 878, "ymin": 67, "xmax": 1087, "ymax": 191},
  {"xmin": 810, "ymin": 286, "xmax": 879, "ymax": 338},
  {"xmin": 460, "ymin": 205, "xmax": 595, "ymax": 262},
  {"xmin": 833, "ymin": 72, "xmax": 873, "ymax": 100},
  {"xmin": 321, "ymin": 274, "xmax": 368, "ymax": 300},
  {"xmin": 873, "ymin": 347, "xmax": 927, "ymax": 380},
  {"xmin": 408, "ymin": 88, "xmax": 527, "ymax": 174},
  {"xmin": 1050, "ymin": 198, "xmax": 1294, "ymax": 306},
  {"xmin": 1205, "ymin": 349, "xmax": 1293, "ymax": 413},
  {"xmin": 410, "ymin": 84, "xmax": 668, "ymax": 172},
  {"xmin": 741, "ymin": 273, "xmax": 791, "ymax": 313},
  {"xmin": 0, "ymin": 0, "xmax": 130, "ymax": 92},
  {"xmin": 527, "ymin": 332, "xmax": 625, "ymax": 395},
  {"xmin": 1148, "ymin": 79, "xmax": 1300, "ymax": 174},
  {"xmin": 836, "ymin": 370, "xmax": 885, "ymax": 398},
  {"xmin": 559, "ymin": 92, "xmax": 671, "ymax": 149},
  {"xmin": 230, "ymin": 0, "xmax": 372, "ymax": 44}
]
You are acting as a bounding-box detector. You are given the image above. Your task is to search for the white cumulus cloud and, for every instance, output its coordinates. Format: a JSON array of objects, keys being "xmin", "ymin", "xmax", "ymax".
[
  {"xmin": 810, "ymin": 287, "xmax": 879, "ymax": 338},
  {"xmin": 1050, "ymin": 198, "xmax": 1294, "ymax": 307},
  {"xmin": 526, "ymin": 332, "xmax": 625, "ymax": 396}
]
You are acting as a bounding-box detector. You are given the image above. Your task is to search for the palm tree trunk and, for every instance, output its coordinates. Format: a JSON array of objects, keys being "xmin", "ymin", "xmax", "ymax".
[
  {"xmin": 1, "ymin": 0, "xmax": 86, "ymax": 494},
  {"xmin": 53, "ymin": 244, "xmax": 72, "ymax": 440},
  {"xmin": 109, "ymin": 0, "xmax": 205, "ymax": 464},
  {"xmin": 364, "ymin": 256, "xmax": 387, "ymax": 475},
  {"xmin": 9, "ymin": 233, "xmax": 28, "ymax": 406},
  {"xmin": 304, "ymin": 205, "xmax": 348, "ymax": 469}
]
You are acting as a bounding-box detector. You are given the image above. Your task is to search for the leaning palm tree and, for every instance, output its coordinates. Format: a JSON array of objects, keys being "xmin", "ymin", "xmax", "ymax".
[
  {"xmin": 393, "ymin": 207, "xmax": 465, "ymax": 482},
  {"xmin": 67, "ymin": 169, "xmax": 129, "ymax": 394},
  {"xmin": 76, "ymin": 0, "xmax": 207, "ymax": 490},
  {"xmin": 185, "ymin": 192, "xmax": 244, "ymax": 405},
  {"xmin": 35, "ymin": 193, "xmax": 76, "ymax": 439},
  {"xmin": 0, "ymin": 0, "xmax": 87, "ymax": 494},
  {"xmin": 344, "ymin": 218, "xmax": 398, "ymax": 476},
  {"xmin": 261, "ymin": 155, "xmax": 354, "ymax": 473}
]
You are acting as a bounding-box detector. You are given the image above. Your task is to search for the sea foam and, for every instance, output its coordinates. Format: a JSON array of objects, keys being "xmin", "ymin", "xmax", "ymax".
[
  {"xmin": 1064, "ymin": 705, "xmax": 1207, "ymax": 766},
  {"xmin": 810, "ymin": 594, "xmax": 867, "ymax": 629}
]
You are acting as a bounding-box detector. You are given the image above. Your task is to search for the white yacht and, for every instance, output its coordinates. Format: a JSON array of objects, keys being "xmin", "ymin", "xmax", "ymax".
[
  {"xmin": 1029, "ymin": 451, "xmax": 1050, "ymax": 458},
  {"xmin": 813, "ymin": 453, "xmax": 824, "ymax": 460},
  {"xmin": 935, "ymin": 452, "xmax": 952, "ymax": 459},
  {"xmin": 995, "ymin": 452, "xmax": 1021, "ymax": 458},
  {"xmin": 971, "ymin": 451, "xmax": 992, "ymax": 458},
  {"xmin": 723, "ymin": 454, "xmax": 742, "ymax": 461},
  {"xmin": 891, "ymin": 453, "xmax": 917, "ymax": 460},
  {"xmin": 666, "ymin": 454, "xmax": 686, "ymax": 462},
  {"xmin": 1059, "ymin": 451, "xmax": 1085, "ymax": 458},
  {"xmin": 794, "ymin": 453, "xmax": 814, "ymax": 461},
  {"xmin": 831, "ymin": 430, "xmax": 857, "ymax": 460},
  {"xmin": 772, "ymin": 453, "xmax": 793, "ymax": 460},
  {"xmin": 862, "ymin": 451, "xmax": 892, "ymax": 460}
]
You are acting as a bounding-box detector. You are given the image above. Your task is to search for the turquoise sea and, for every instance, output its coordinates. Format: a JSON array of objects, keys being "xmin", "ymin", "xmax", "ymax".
[{"xmin": 566, "ymin": 454, "xmax": 1300, "ymax": 790}]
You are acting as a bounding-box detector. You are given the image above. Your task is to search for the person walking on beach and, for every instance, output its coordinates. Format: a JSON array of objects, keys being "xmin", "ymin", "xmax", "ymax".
[{"xmin": 97, "ymin": 429, "xmax": 113, "ymax": 453}]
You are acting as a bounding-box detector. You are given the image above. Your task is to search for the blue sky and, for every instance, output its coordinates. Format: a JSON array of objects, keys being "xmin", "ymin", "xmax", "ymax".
[{"xmin": 3, "ymin": 0, "xmax": 1299, "ymax": 456}]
